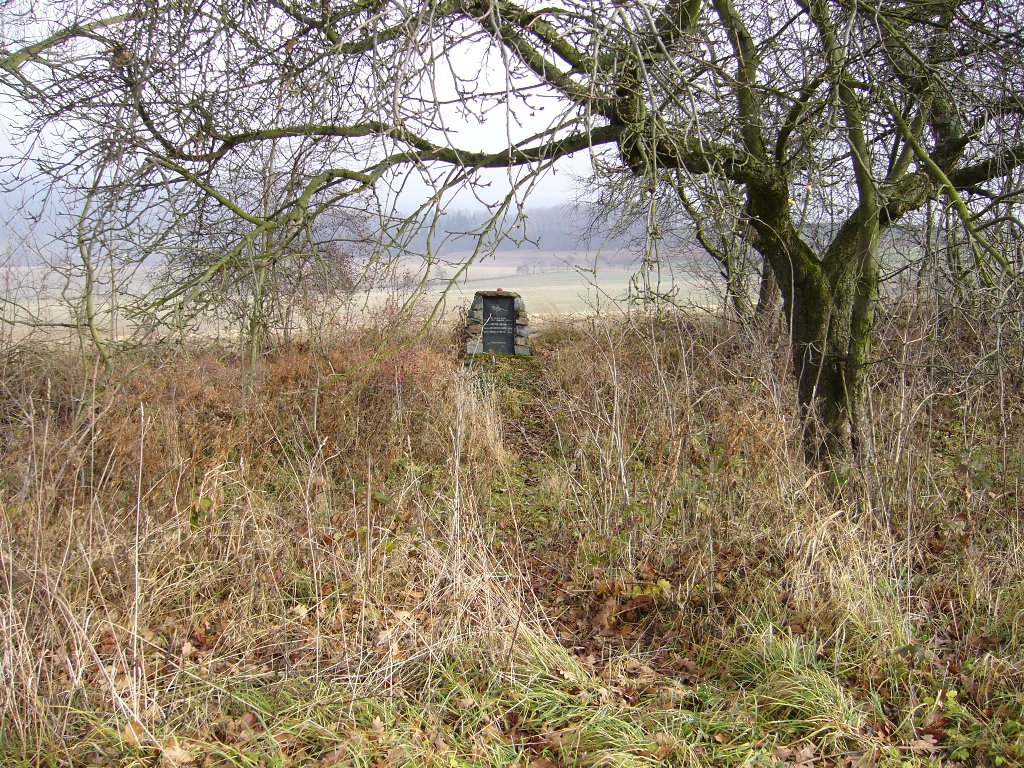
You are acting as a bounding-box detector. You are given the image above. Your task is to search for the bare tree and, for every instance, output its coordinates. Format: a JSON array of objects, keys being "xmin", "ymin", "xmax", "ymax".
[{"xmin": 3, "ymin": 0, "xmax": 1024, "ymax": 466}]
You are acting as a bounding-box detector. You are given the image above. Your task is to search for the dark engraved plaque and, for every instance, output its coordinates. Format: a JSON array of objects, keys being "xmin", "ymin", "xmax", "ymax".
[{"xmin": 482, "ymin": 295, "xmax": 516, "ymax": 354}]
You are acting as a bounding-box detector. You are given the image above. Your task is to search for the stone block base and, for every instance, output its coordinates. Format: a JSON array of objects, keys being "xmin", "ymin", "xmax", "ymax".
[{"xmin": 463, "ymin": 290, "xmax": 534, "ymax": 357}]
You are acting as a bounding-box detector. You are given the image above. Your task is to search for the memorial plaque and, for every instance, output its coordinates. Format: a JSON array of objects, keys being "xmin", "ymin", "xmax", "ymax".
[
  {"xmin": 464, "ymin": 289, "xmax": 532, "ymax": 357},
  {"xmin": 482, "ymin": 294, "xmax": 516, "ymax": 354}
]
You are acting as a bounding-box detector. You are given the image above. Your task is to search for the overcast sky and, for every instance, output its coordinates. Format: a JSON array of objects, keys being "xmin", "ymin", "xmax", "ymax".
[{"xmin": 0, "ymin": 11, "xmax": 603, "ymax": 253}]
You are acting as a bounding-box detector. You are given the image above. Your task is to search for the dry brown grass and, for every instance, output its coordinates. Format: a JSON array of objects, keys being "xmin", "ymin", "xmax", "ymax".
[{"xmin": 1, "ymin": 300, "xmax": 1023, "ymax": 767}]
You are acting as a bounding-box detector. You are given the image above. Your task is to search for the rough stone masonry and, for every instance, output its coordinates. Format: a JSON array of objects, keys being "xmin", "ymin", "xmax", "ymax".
[{"xmin": 464, "ymin": 289, "xmax": 533, "ymax": 356}]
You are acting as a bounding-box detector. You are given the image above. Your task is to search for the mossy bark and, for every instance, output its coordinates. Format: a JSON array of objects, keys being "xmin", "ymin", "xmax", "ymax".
[
  {"xmin": 788, "ymin": 238, "xmax": 877, "ymax": 467},
  {"xmin": 749, "ymin": 187, "xmax": 879, "ymax": 468}
]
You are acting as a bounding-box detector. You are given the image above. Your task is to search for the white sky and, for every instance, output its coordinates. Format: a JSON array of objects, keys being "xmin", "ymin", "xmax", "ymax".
[{"xmin": 0, "ymin": 6, "xmax": 604, "ymax": 250}]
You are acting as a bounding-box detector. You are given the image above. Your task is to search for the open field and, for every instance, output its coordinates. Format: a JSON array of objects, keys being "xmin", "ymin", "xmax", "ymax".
[
  {"xmin": 433, "ymin": 269, "xmax": 638, "ymax": 316},
  {"xmin": 2, "ymin": 297, "xmax": 1023, "ymax": 767},
  {"xmin": 2, "ymin": 259, "xmax": 719, "ymax": 343},
  {"xmin": 426, "ymin": 269, "xmax": 713, "ymax": 317}
]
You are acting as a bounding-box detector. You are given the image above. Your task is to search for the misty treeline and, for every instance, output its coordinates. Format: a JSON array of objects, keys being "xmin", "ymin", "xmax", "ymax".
[{"xmin": 407, "ymin": 204, "xmax": 650, "ymax": 256}]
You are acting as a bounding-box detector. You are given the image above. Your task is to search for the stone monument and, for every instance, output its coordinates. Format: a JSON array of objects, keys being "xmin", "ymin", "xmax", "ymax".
[{"xmin": 464, "ymin": 289, "xmax": 533, "ymax": 356}]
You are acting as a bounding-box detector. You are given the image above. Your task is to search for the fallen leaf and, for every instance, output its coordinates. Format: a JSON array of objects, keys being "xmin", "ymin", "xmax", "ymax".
[
  {"xmin": 479, "ymin": 722, "xmax": 503, "ymax": 743},
  {"xmin": 793, "ymin": 743, "xmax": 817, "ymax": 763},
  {"xmin": 653, "ymin": 731, "xmax": 678, "ymax": 759},
  {"xmin": 594, "ymin": 596, "xmax": 618, "ymax": 632},
  {"xmin": 966, "ymin": 633, "xmax": 1000, "ymax": 651},
  {"xmin": 224, "ymin": 711, "xmax": 263, "ymax": 744},
  {"xmin": 123, "ymin": 720, "xmax": 146, "ymax": 748},
  {"xmin": 159, "ymin": 737, "xmax": 195, "ymax": 767},
  {"xmin": 773, "ymin": 744, "xmax": 795, "ymax": 761},
  {"xmin": 907, "ymin": 735, "xmax": 940, "ymax": 754},
  {"xmin": 842, "ymin": 749, "xmax": 879, "ymax": 767},
  {"xmin": 430, "ymin": 732, "xmax": 448, "ymax": 752},
  {"xmin": 537, "ymin": 728, "xmax": 563, "ymax": 752}
]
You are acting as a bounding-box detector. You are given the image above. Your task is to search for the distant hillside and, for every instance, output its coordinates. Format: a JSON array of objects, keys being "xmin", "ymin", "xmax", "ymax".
[{"xmin": 398, "ymin": 204, "xmax": 650, "ymax": 256}]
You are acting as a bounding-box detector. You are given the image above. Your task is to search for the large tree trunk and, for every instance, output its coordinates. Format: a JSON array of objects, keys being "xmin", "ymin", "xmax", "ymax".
[
  {"xmin": 748, "ymin": 184, "xmax": 880, "ymax": 468},
  {"xmin": 784, "ymin": 227, "xmax": 878, "ymax": 468},
  {"xmin": 789, "ymin": 276, "xmax": 856, "ymax": 466}
]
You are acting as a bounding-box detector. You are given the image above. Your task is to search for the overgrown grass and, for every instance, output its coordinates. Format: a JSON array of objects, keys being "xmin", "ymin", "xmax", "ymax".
[{"xmin": 2, "ymin": 302, "xmax": 1023, "ymax": 767}]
